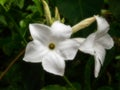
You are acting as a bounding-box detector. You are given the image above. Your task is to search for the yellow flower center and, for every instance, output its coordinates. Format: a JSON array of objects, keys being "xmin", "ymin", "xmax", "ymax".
[{"xmin": 48, "ymin": 43, "xmax": 55, "ymax": 50}]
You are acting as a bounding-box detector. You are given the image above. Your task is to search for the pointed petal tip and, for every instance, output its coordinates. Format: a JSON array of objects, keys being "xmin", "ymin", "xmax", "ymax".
[
  {"xmin": 23, "ymin": 57, "xmax": 32, "ymax": 63},
  {"xmin": 94, "ymin": 62, "xmax": 100, "ymax": 78},
  {"xmin": 23, "ymin": 57, "xmax": 27, "ymax": 62},
  {"xmin": 94, "ymin": 72, "xmax": 99, "ymax": 78},
  {"xmin": 41, "ymin": 52, "xmax": 65, "ymax": 76},
  {"xmin": 42, "ymin": 65, "xmax": 64, "ymax": 76},
  {"xmin": 107, "ymin": 37, "xmax": 114, "ymax": 49},
  {"xmin": 23, "ymin": 56, "xmax": 42, "ymax": 63},
  {"xmin": 29, "ymin": 23, "xmax": 34, "ymax": 28}
]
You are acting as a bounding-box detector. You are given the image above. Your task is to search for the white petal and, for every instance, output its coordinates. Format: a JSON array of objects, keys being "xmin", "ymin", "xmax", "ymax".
[
  {"xmin": 95, "ymin": 16, "xmax": 109, "ymax": 33},
  {"xmin": 94, "ymin": 44, "xmax": 106, "ymax": 77},
  {"xmin": 57, "ymin": 39, "xmax": 81, "ymax": 60},
  {"xmin": 23, "ymin": 40, "xmax": 48, "ymax": 63},
  {"xmin": 74, "ymin": 38, "xmax": 85, "ymax": 43},
  {"xmin": 94, "ymin": 58, "xmax": 101, "ymax": 78},
  {"xmin": 42, "ymin": 51, "xmax": 65, "ymax": 76},
  {"xmin": 51, "ymin": 21, "xmax": 72, "ymax": 39},
  {"xmin": 79, "ymin": 33, "xmax": 96, "ymax": 55},
  {"xmin": 94, "ymin": 43, "xmax": 106, "ymax": 65},
  {"xmin": 29, "ymin": 24, "xmax": 51, "ymax": 45},
  {"xmin": 97, "ymin": 34, "xmax": 114, "ymax": 49}
]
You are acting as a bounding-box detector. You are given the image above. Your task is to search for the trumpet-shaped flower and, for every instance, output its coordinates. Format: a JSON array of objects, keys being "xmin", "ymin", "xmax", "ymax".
[
  {"xmin": 78, "ymin": 16, "xmax": 114, "ymax": 77},
  {"xmin": 23, "ymin": 21, "xmax": 80, "ymax": 76}
]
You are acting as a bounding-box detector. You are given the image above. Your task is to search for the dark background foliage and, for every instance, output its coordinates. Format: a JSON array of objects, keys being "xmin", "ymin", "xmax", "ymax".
[{"xmin": 0, "ymin": 0, "xmax": 120, "ymax": 90}]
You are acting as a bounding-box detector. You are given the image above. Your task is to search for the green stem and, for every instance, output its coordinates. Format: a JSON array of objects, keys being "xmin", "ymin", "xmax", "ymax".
[
  {"xmin": 63, "ymin": 76, "xmax": 76, "ymax": 90},
  {"xmin": 0, "ymin": 49, "xmax": 25, "ymax": 80}
]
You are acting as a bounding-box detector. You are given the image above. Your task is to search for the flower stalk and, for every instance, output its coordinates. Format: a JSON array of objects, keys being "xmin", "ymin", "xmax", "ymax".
[
  {"xmin": 0, "ymin": 49, "xmax": 25, "ymax": 80},
  {"xmin": 63, "ymin": 76, "xmax": 76, "ymax": 90}
]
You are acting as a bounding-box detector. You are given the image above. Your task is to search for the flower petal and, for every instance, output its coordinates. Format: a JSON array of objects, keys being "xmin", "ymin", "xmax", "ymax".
[
  {"xmin": 94, "ymin": 58, "xmax": 101, "ymax": 78},
  {"xmin": 57, "ymin": 39, "xmax": 81, "ymax": 60},
  {"xmin": 29, "ymin": 24, "xmax": 51, "ymax": 45},
  {"xmin": 42, "ymin": 51, "xmax": 65, "ymax": 76},
  {"xmin": 23, "ymin": 40, "xmax": 48, "ymax": 63},
  {"xmin": 79, "ymin": 33, "xmax": 96, "ymax": 55},
  {"xmin": 97, "ymin": 34, "xmax": 114, "ymax": 49},
  {"xmin": 94, "ymin": 43, "xmax": 106, "ymax": 65},
  {"xmin": 95, "ymin": 16, "xmax": 109, "ymax": 33},
  {"xmin": 94, "ymin": 44, "xmax": 106, "ymax": 77},
  {"xmin": 74, "ymin": 38, "xmax": 85, "ymax": 43},
  {"xmin": 51, "ymin": 21, "xmax": 72, "ymax": 39}
]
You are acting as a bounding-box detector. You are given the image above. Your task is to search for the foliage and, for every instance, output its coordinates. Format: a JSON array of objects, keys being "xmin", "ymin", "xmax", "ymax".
[{"xmin": 0, "ymin": 0, "xmax": 120, "ymax": 90}]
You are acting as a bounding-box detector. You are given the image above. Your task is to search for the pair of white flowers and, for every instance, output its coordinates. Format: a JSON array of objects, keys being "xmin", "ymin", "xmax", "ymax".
[{"xmin": 23, "ymin": 16, "xmax": 114, "ymax": 78}]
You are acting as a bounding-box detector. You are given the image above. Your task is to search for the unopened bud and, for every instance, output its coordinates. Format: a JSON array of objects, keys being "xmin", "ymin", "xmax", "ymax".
[
  {"xmin": 72, "ymin": 16, "xmax": 96, "ymax": 33},
  {"xmin": 42, "ymin": 0, "xmax": 52, "ymax": 25},
  {"xmin": 55, "ymin": 7, "xmax": 60, "ymax": 21}
]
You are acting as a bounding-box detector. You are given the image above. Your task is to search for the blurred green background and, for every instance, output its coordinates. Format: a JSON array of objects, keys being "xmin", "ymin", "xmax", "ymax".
[{"xmin": 0, "ymin": 0, "xmax": 120, "ymax": 90}]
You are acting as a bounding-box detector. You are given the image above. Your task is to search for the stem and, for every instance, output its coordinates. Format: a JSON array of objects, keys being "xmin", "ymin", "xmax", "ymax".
[
  {"xmin": 0, "ymin": 49, "xmax": 25, "ymax": 80},
  {"xmin": 63, "ymin": 76, "xmax": 76, "ymax": 90}
]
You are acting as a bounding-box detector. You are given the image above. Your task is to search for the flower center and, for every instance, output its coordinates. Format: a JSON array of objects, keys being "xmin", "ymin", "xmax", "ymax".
[{"xmin": 48, "ymin": 43, "xmax": 55, "ymax": 50}]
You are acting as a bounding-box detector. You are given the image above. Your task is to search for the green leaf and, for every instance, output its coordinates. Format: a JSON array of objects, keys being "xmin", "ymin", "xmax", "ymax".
[
  {"xmin": 41, "ymin": 83, "xmax": 81, "ymax": 90},
  {"xmin": 116, "ymin": 55, "xmax": 120, "ymax": 60},
  {"xmin": 84, "ymin": 57, "xmax": 94, "ymax": 90},
  {"xmin": 0, "ymin": 0, "xmax": 24, "ymax": 10},
  {"xmin": 33, "ymin": 0, "xmax": 43, "ymax": 16},
  {"xmin": 0, "ymin": 63, "xmax": 26, "ymax": 90},
  {"xmin": 0, "ymin": 37, "xmax": 14, "ymax": 55},
  {"xmin": 56, "ymin": 0, "xmax": 103, "ymax": 24},
  {"xmin": 109, "ymin": 0, "xmax": 120, "ymax": 20},
  {"xmin": 15, "ymin": 0, "xmax": 24, "ymax": 9},
  {"xmin": 27, "ymin": 5, "xmax": 38, "ymax": 13},
  {"xmin": 0, "ymin": 0, "xmax": 7, "ymax": 6},
  {"xmin": 41, "ymin": 85, "xmax": 66, "ymax": 90},
  {"xmin": 0, "ymin": 15, "xmax": 7, "ymax": 25},
  {"xmin": 2, "ymin": 41, "xmax": 14, "ymax": 56},
  {"xmin": 97, "ymin": 86, "xmax": 113, "ymax": 90}
]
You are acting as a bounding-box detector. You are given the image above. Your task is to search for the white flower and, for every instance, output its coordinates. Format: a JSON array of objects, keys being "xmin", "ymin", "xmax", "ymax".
[
  {"xmin": 23, "ymin": 21, "xmax": 80, "ymax": 76},
  {"xmin": 78, "ymin": 16, "xmax": 114, "ymax": 78}
]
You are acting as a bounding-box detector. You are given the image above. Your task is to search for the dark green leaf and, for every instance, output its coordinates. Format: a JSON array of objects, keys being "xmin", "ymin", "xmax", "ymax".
[
  {"xmin": 109, "ymin": 0, "xmax": 120, "ymax": 20},
  {"xmin": 56, "ymin": 0, "xmax": 104, "ymax": 24},
  {"xmin": 97, "ymin": 86, "xmax": 113, "ymax": 90},
  {"xmin": 41, "ymin": 85, "xmax": 66, "ymax": 90},
  {"xmin": 15, "ymin": 0, "xmax": 24, "ymax": 9},
  {"xmin": 0, "ymin": 15, "xmax": 7, "ymax": 25},
  {"xmin": 41, "ymin": 83, "xmax": 81, "ymax": 90},
  {"xmin": 84, "ymin": 57, "xmax": 94, "ymax": 90}
]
